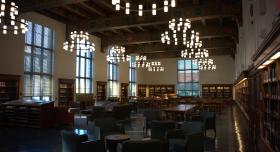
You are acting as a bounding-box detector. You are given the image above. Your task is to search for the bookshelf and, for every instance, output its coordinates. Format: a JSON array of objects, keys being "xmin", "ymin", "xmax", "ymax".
[
  {"xmin": 96, "ymin": 81, "xmax": 107, "ymax": 101},
  {"xmin": 121, "ymin": 83, "xmax": 128, "ymax": 102},
  {"xmin": 138, "ymin": 84, "xmax": 147, "ymax": 97},
  {"xmin": 148, "ymin": 84, "xmax": 175, "ymax": 97},
  {"xmin": 202, "ymin": 84, "xmax": 232, "ymax": 99},
  {"xmin": 0, "ymin": 74, "xmax": 20, "ymax": 103},
  {"xmin": 58, "ymin": 79, "xmax": 75, "ymax": 107},
  {"xmin": 234, "ymin": 78, "xmax": 249, "ymax": 120},
  {"xmin": 259, "ymin": 61, "xmax": 280, "ymax": 152},
  {"xmin": 2, "ymin": 100, "xmax": 54, "ymax": 128}
]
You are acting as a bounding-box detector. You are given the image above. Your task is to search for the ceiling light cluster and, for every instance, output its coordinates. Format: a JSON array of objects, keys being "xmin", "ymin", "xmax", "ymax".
[
  {"xmin": 0, "ymin": 0, "xmax": 28, "ymax": 35},
  {"xmin": 107, "ymin": 46, "xmax": 131, "ymax": 63},
  {"xmin": 63, "ymin": 31, "xmax": 95, "ymax": 52},
  {"xmin": 161, "ymin": 18, "xmax": 195, "ymax": 46},
  {"xmin": 193, "ymin": 58, "xmax": 217, "ymax": 70},
  {"xmin": 147, "ymin": 61, "xmax": 165, "ymax": 72},
  {"xmin": 181, "ymin": 48, "xmax": 209, "ymax": 59},
  {"xmin": 111, "ymin": 0, "xmax": 176, "ymax": 16}
]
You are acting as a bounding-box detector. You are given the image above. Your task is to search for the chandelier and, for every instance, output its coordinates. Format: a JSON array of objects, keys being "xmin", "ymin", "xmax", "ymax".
[
  {"xmin": 111, "ymin": 0, "xmax": 176, "ymax": 16},
  {"xmin": 63, "ymin": 31, "xmax": 95, "ymax": 52},
  {"xmin": 148, "ymin": 66, "xmax": 165, "ymax": 72},
  {"xmin": 132, "ymin": 55, "xmax": 148, "ymax": 68},
  {"xmin": 0, "ymin": 0, "xmax": 28, "ymax": 35},
  {"xmin": 161, "ymin": 18, "xmax": 202, "ymax": 47},
  {"xmin": 147, "ymin": 61, "xmax": 165, "ymax": 72},
  {"xmin": 107, "ymin": 46, "xmax": 131, "ymax": 63},
  {"xmin": 193, "ymin": 58, "xmax": 217, "ymax": 70},
  {"xmin": 181, "ymin": 48, "xmax": 209, "ymax": 59}
]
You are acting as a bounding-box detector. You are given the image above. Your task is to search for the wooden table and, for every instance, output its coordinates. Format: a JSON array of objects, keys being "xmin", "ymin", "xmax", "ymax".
[
  {"xmin": 162, "ymin": 104, "xmax": 197, "ymax": 121},
  {"xmin": 105, "ymin": 134, "xmax": 130, "ymax": 152}
]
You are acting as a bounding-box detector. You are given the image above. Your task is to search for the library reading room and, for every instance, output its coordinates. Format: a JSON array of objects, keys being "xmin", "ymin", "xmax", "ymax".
[{"xmin": 0, "ymin": 0, "xmax": 279, "ymax": 152}]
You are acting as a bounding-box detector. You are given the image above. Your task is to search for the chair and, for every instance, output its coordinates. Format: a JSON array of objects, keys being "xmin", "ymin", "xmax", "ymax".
[
  {"xmin": 112, "ymin": 104, "xmax": 132, "ymax": 120},
  {"xmin": 150, "ymin": 120, "xmax": 176, "ymax": 139},
  {"xmin": 89, "ymin": 106, "xmax": 105, "ymax": 121},
  {"xmin": 94, "ymin": 117, "xmax": 125, "ymax": 139},
  {"xmin": 61, "ymin": 130, "xmax": 106, "ymax": 152},
  {"xmin": 166, "ymin": 121, "xmax": 204, "ymax": 152},
  {"xmin": 143, "ymin": 109, "xmax": 162, "ymax": 135},
  {"xmin": 121, "ymin": 139, "xmax": 168, "ymax": 152},
  {"xmin": 200, "ymin": 111, "xmax": 216, "ymax": 137}
]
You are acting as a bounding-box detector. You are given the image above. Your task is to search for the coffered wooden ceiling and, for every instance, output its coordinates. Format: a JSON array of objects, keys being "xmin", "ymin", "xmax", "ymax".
[{"xmin": 18, "ymin": 0, "xmax": 242, "ymax": 58}]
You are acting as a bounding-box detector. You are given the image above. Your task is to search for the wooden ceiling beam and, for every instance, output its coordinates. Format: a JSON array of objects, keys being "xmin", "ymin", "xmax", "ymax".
[
  {"xmin": 62, "ymin": 5, "xmax": 90, "ymax": 18},
  {"xmin": 80, "ymin": 2, "xmax": 106, "ymax": 17},
  {"xmin": 125, "ymin": 39, "xmax": 235, "ymax": 54},
  {"xmin": 20, "ymin": 0, "xmax": 88, "ymax": 13},
  {"xmin": 137, "ymin": 26, "xmax": 146, "ymax": 32},
  {"xmin": 101, "ymin": 24, "xmax": 237, "ymax": 48},
  {"xmin": 69, "ymin": 1, "xmax": 241, "ymax": 32}
]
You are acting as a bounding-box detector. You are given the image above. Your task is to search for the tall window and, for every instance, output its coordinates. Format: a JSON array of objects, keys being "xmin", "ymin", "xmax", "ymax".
[
  {"xmin": 76, "ymin": 45, "xmax": 93, "ymax": 94},
  {"xmin": 108, "ymin": 48, "xmax": 119, "ymax": 97},
  {"xmin": 23, "ymin": 21, "xmax": 54, "ymax": 101},
  {"xmin": 177, "ymin": 60, "xmax": 200, "ymax": 96},
  {"xmin": 129, "ymin": 56, "xmax": 136, "ymax": 96}
]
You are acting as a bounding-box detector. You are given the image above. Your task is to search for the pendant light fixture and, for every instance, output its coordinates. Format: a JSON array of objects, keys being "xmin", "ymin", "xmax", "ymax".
[
  {"xmin": 63, "ymin": 31, "xmax": 95, "ymax": 52},
  {"xmin": 0, "ymin": 0, "xmax": 28, "ymax": 35},
  {"xmin": 111, "ymin": 0, "xmax": 176, "ymax": 16}
]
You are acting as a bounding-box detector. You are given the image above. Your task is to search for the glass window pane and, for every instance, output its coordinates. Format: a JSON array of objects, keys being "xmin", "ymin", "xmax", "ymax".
[
  {"xmin": 193, "ymin": 70, "xmax": 199, "ymax": 82},
  {"xmin": 24, "ymin": 46, "xmax": 31, "ymax": 54},
  {"xmin": 86, "ymin": 59, "xmax": 91, "ymax": 77},
  {"xmin": 86, "ymin": 79, "xmax": 91, "ymax": 93},
  {"xmin": 192, "ymin": 62, "xmax": 198, "ymax": 69},
  {"xmin": 177, "ymin": 83, "xmax": 185, "ymax": 90},
  {"xmin": 76, "ymin": 57, "xmax": 80, "ymax": 77},
  {"xmin": 185, "ymin": 60, "xmax": 192, "ymax": 69},
  {"xmin": 25, "ymin": 22, "xmax": 32, "ymax": 44},
  {"xmin": 178, "ymin": 91, "xmax": 185, "ymax": 96},
  {"xmin": 24, "ymin": 75, "xmax": 32, "ymax": 96},
  {"xmin": 34, "ymin": 24, "xmax": 42, "ymax": 46},
  {"xmin": 186, "ymin": 83, "xmax": 192, "ymax": 90},
  {"xmin": 178, "ymin": 60, "xmax": 184, "ymax": 70},
  {"xmin": 44, "ymin": 27, "xmax": 53, "ymax": 49},
  {"xmin": 185, "ymin": 70, "xmax": 192, "ymax": 83},
  {"xmin": 33, "ymin": 52, "xmax": 41, "ymax": 73},
  {"xmin": 193, "ymin": 83, "xmax": 200, "ymax": 90},
  {"xmin": 33, "ymin": 75, "xmax": 41, "ymax": 96},
  {"xmin": 80, "ymin": 58, "xmax": 85, "ymax": 77},
  {"xmin": 76, "ymin": 78, "xmax": 79, "ymax": 93},
  {"xmin": 193, "ymin": 91, "xmax": 200, "ymax": 96},
  {"xmin": 178, "ymin": 71, "xmax": 185, "ymax": 82},
  {"xmin": 80, "ymin": 78, "xmax": 85, "ymax": 93},
  {"xmin": 43, "ymin": 50, "xmax": 51, "ymax": 74},
  {"xmin": 42, "ymin": 76, "xmax": 51, "ymax": 96},
  {"xmin": 24, "ymin": 55, "xmax": 31, "ymax": 72}
]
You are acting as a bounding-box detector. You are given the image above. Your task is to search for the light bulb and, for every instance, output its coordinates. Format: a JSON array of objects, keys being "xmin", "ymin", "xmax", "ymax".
[
  {"xmin": 138, "ymin": 4, "xmax": 143, "ymax": 16},
  {"xmin": 171, "ymin": 0, "xmax": 176, "ymax": 7},
  {"xmin": 152, "ymin": 4, "xmax": 156, "ymax": 15},
  {"xmin": 164, "ymin": 0, "xmax": 168, "ymax": 12},
  {"xmin": 112, "ymin": 0, "xmax": 116, "ymax": 5},
  {"xmin": 125, "ymin": 2, "xmax": 130, "ymax": 14}
]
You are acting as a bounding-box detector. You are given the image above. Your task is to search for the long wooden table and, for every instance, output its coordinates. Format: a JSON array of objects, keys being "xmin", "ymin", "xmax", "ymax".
[{"xmin": 162, "ymin": 104, "xmax": 197, "ymax": 121}]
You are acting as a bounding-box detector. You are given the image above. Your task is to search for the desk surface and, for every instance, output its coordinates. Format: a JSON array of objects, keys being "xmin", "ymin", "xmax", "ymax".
[
  {"xmin": 105, "ymin": 134, "xmax": 130, "ymax": 141},
  {"xmin": 162, "ymin": 104, "xmax": 196, "ymax": 112}
]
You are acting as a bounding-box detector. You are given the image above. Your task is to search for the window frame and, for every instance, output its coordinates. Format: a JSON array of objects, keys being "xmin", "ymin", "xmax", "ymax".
[
  {"xmin": 177, "ymin": 60, "xmax": 200, "ymax": 97},
  {"xmin": 76, "ymin": 49, "xmax": 94, "ymax": 94},
  {"xmin": 108, "ymin": 48, "xmax": 120, "ymax": 97},
  {"xmin": 129, "ymin": 55, "xmax": 137, "ymax": 97},
  {"xmin": 23, "ymin": 21, "xmax": 54, "ymax": 101}
]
